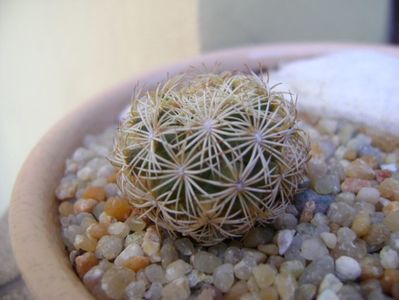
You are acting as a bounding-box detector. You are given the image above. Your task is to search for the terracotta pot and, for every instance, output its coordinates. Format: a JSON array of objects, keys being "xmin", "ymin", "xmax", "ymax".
[{"xmin": 10, "ymin": 43, "xmax": 399, "ymax": 299}]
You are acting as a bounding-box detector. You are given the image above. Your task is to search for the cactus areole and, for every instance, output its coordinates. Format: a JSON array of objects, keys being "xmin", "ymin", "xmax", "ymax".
[{"xmin": 112, "ymin": 71, "xmax": 310, "ymax": 245}]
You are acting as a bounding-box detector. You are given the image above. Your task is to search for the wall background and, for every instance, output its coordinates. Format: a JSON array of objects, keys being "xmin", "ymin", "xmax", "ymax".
[{"xmin": 0, "ymin": 0, "xmax": 392, "ymax": 215}]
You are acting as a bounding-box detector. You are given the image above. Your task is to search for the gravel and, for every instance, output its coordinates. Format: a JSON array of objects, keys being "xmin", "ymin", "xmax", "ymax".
[{"xmin": 57, "ymin": 115, "xmax": 399, "ymax": 299}]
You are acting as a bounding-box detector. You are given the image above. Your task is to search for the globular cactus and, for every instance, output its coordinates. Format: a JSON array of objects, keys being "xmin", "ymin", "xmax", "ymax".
[{"xmin": 112, "ymin": 71, "xmax": 309, "ymax": 245}]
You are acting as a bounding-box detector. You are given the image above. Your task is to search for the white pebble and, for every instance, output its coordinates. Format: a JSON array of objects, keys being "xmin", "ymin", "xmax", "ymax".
[
  {"xmin": 318, "ymin": 289, "xmax": 339, "ymax": 300},
  {"xmin": 114, "ymin": 243, "xmax": 144, "ymax": 266},
  {"xmin": 77, "ymin": 166, "xmax": 95, "ymax": 181},
  {"xmin": 301, "ymin": 238, "xmax": 329, "ymax": 261},
  {"xmin": 108, "ymin": 222, "xmax": 130, "ymax": 238},
  {"xmin": 381, "ymin": 163, "xmax": 398, "ymax": 173},
  {"xmin": 277, "ymin": 229, "xmax": 295, "ymax": 255},
  {"xmin": 380, "ymin": 246, "xmax": 399, "ymax": 269},
  {"xmin": 335, "ymin": 256, "xmax": 361, "ymax": 281},
  {"xmin": 356, "ymin": 187, "xmax": 380, "ymax": 204},
  {"xmin": 319, "ymin": 273, "xmax": 343, "ymax": 294},
  {"xmin": 320, "ymin": 232, "xmax": 337, "ymax": 249}
]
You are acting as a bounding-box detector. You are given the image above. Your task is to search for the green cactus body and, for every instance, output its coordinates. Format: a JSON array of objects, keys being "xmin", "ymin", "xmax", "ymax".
[{"xmin": 112, "ymin": 71, "xmax": 309, "ymax": 245}]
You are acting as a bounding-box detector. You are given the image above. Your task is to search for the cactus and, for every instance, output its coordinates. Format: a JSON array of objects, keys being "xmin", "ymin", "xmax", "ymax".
[{"xmin": 112, "ymin": 71, "xmax": 309, "ymax": 245}]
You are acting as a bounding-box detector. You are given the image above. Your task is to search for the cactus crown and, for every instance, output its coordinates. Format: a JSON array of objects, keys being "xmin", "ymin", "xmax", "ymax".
[{"xmin": 112, "ymin": 70, "xmax": 309, "ymax": 245}]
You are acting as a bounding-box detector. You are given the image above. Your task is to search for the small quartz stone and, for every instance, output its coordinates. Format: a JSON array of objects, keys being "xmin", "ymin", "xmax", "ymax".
[
  {"xmin": 74, "ymin": 234, "xmax": 97, "ymax": 252},
  {"xmin": 277, "ymin": 229, "xmax": 295, "ymax": 255},
  {"xmin": 142, "ymin": 226, "xmax": 161, "ymax": 261},
  {"xmin": 257, "ymin": 244, "xmax": 278, "ymax": 256},
  {"xmin": 243, "ymin": 227, "xmax": 274, "ymax": 248},
  {"xmin": 299, "ymin": 256, "xmax": 334, "ymax": 285},
  {"xmin": 125, "ymin": 280, "xmax": 146, "ymax": 300},
  {"xmin": 82, "ymin": 186, "xmax": 106, "ymax": 202},
  {"xmin": 320, "ymin": 232, "xmax": 337, "ymax": 249},
  {"xmin": 341, "ymin": 178, "xmax": 373, "ymax": 193},
  {"xmin": 174, "ymin": 238, "xmax": 195, "ymax": 256},
  {"xmin": 267, "ymin": 256, "xmax": 285, "ymax": 269},
  {"xmin": 294, "ymin": 189, "xmax": 334, "ymax": 214},
  {"xmin": 299, "ymin": 200, "xmax": 316, "ymax": 223},
  {"xmin": 56, "ymin": 176, "xmax": 78, "ymax": 200},
  {"xmin": 336, "ymin": 256, "xmax": 361, "ymax": 281},
  {"xmin": 380, "ymin": 246, "xmax": 399, "ymax": 269},
  {"xmin": 224, "ymin": 281, "xmax": 249, "ymax": 300},
  {"xmin": 279, "ymin": 260, "xmax": 304, "ymax": 279},
  {"xmin": 275, "ymin": 273, "xmax": 297, "ymax": 300},
  {"xmin": 75, "ymin": 252, "xmax": 98, "ymax": 278},
  {"xmin": 165, "ymin": 259, "xmax": 192, "ymax": 282},
  {"xmin": 242, "ymin": 249, "xmax": 266, "ymax": 264},
  {"xmin": 162, "ymin": 277, "xmax": 190, "ymax": 300},
  {"xmin": 384, "ymin": 211, "xmax": 399, "ymax": 231},
  {"xmin": 379, "ymin": 178, "xmax": 399, "ymax": 201},
  {"xmin": 336, "ymin": 285, "xmax": 363, "ymax": 300},
  {"xmin": 300, "ymin": 238, "xmax": 328, "ymax": 261},
  {"xmin": 345, "ymin": 159, "xmax": 375, "ymax": 180},
  {"xmin": 319, "ymin": 273, "xmax": 343, "ymax": 293},
  {"xmin": 186, "ymin": 269, "xmax": 213, "ymax": 288},
  {"xmin": 192, "ymin": 251, "xmax": 222, "ymax": 274},
  {"xmin": 73, "ymin": 199, "xmax": 98, "ymax": 214},
  {"xmin": 59, "ymin": 201, "xmax": 74, "ymax": 216},
  {"xmin": 356, "ymin": 187, "xmax": 380, "ymax": 204},
  {"xmin": 107, "ymin": 222, "xmax": 130, "ymax": 238},
  {"xmin": 124, "ymin": 256, "xmax": 151, "ymax": 272},
  {"xmin": 335, "ymin": 192, "xmax": 355, "ymax": 204},
  {"xmin": 234, "ymin": 256, "xmax": 257, "ymax": 280},
  {"xmin": 224, "ymin": 246, "xmax": 243, "ymax": 264},
  {"xmin": 360, "ymin": 255, "xmax": 384, "ymax": 280},
  {"xmin": 144, "ymin": 282, "xmax": 163, "ymax": 300},
  {"xmin": 208, "ymin": 243, "xmax": 227, "ymax": 258},
  {"xmin": 96, "ymin": 235, "xmax": 123, "ymax": 260},
  {"xmin": 124, "ymin": 215, "xmax": 146, "ymax": 232},
  {"xmin": 351, "ymin": 210, "xmax": 371, "ymax": 237},
  {"xmin": 307, "ymin": 159, "xmax": 327, "ymax": 179},
  {"xmin": 104, "ymin": 197, "xmax": 131, "ymax": 221},
  {"xmin": 246, "ymin": 275, "xmax": 259, "ymax": 293},
  {"xmin": 365, "ymin": 223, "xmax": 390, "ymax": 250},
  {"xmin": 312, "ymin": 174, "xmax": 341, "ymax": 195},
  {"xmin": 252, "ymin": 264, "xmax": 276, "ymax": 288},
  {"xmin": 318, "ymin": 289, "xmax": 339, "ymax": 300},
  {"xmin": 213, "ymin": 263, "xmax": 234, "ymax": 293},
  {"xmin": 124, "ymin": 232, "xmax": 145, "ymax": 248},
  {"xmin": 114, "ymin": 243, "xmax": 144, "ymax": 266},
  {"xmin": 101, "ymin": 266, "xmax": 136, "ymax": 300},
  {"xmin": 160, "ymin": 242, "xmax": 179, "ymax": 268},
  {"xmin": 197, "ymin": 285, "xmax": 222, "ymax": 300},
  {"xmin": 327, "ymin": 202, "xmax": 356, "ymax": 227},
  {"xmin": 86, "ymin": 223, "xmax": 108, "ymax": 240},
  {"xmin": 144, "ymin": 264, "xmax": 166, "ymax": 283},
  {"xmin": 274, "ymin": 213, "xmax": 298, "ymax": 230},
  {"xmin": 390, "ymin": 232, "xmax": 399, "ymax": 251},
  {"xmin": 83, "ymin": 260, "xmax": 112, "ymax": 299},
  {"xmin": 294, "ymin": 284, "xmax": 316, "ymax": 300}
]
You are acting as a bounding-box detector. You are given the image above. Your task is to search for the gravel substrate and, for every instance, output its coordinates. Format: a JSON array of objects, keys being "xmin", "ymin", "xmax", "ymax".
[{"xmin": 57, "ymin": 115, "xmax": 399, "ymax": 300}]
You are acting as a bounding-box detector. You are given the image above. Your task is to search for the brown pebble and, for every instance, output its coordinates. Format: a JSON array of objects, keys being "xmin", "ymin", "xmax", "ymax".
[
  {"xmin": 75, "ymin": 252, "xmax": 98, "ymax": 278},
  {"xmin": 345, "ymin": 159, "xmax": 375, "ymax": 180},
  {"xmin": 124, "ymin": 256, "xmax": 150, "ymax": 272},
  {"xmin": 392, "ymin": 283, "xmax": 399, "ymax": 299},
  {"xmin": 104, "ymin": 197, "xmax": 132, "ymax": 221},
  {"xmin": 58, "ymin": 201, "xmax": 74, "ymax": 216},
  {"xmin": 82, "ymin": 186, "xmax": 106, "ymax": 201},
  {"xmin": 381, "ymin": 269, "xmax": 399, "ymax": 294},
  {"xmin": 300, "ymin": 201, "xmax": 315, "ymax": 223},
  {"xmin": 87, "ymin": 223, "xmax": 108, "ymax": 240},
  {"xmin": 379, "ymin": 178, "xmax": 399, "ymax": 201},
  {"xmin": 73, "ymin": 198, "xmax": 98, "ymax": 214}
]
